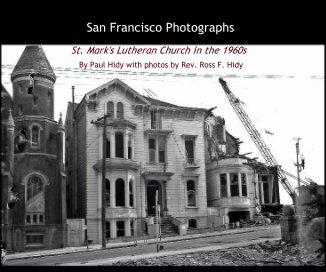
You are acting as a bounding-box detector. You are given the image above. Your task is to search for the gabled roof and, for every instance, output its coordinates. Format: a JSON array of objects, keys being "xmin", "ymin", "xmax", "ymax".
[
  {"xmin": 11, "ymin": 45, "xmax": 56, "ymax": 82},
  {"xmin": 140, "ymin": 95, "xmax": 180, "ymax": 108}
]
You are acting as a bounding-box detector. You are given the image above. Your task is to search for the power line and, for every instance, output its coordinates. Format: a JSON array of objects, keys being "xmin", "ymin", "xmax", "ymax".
[{"xmin": 2, "ymin": 65, "xmax": 324, "ymax": 80}]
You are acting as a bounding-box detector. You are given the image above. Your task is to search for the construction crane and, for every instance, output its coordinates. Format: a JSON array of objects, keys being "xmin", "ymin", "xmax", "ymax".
[{"xmin": 218, "ymin": 77, "xmax": 309, "ymax": 204}]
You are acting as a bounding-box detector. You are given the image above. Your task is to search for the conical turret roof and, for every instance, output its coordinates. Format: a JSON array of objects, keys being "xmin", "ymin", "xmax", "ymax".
[{"xmin": 11, "ymin": 45, "xmax": 56, "ymax": 82}]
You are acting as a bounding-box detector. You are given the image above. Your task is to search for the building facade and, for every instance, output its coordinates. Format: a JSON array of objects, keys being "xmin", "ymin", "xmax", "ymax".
[
  {"xmin": 2, "ymin": 46, "xmax": 67, "ymax": 251},
  {"xmin": 65, "ymin": 79, "xmax": 209, "ymax": 243},
  {"xmin": 204, "ymin": 114, "xmax": 280, "ymax": 226},
  {"xmin": 1, "ymin": 85, "xmax": 15, "ymax": 250}
]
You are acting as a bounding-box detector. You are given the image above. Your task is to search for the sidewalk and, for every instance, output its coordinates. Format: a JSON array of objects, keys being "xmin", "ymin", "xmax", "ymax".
[
  {"xmin": 6, "ymin": 225, "xmax": 280, "ymax": 261},
  {"xmin": 64, "ymin": 237, "xmax": 282, "ymax": 266}
]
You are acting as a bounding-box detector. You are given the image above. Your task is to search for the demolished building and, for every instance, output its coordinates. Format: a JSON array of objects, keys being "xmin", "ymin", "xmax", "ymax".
[{"xmin": 204, "ymin": 113, "xmax": 280, "ymax": 226}]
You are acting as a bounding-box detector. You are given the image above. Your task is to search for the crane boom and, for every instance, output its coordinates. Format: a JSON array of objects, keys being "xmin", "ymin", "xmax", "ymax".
[{"xmin": 219, "ymin": 78, "xmax": 296, "ymax": 202}]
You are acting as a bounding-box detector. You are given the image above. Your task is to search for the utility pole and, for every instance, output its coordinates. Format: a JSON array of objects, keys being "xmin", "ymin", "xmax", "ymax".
[
  {"xmin": 101, "ymin": 113, "xmax": 107, "ymax": 248},
  {"xmin": 155, "ymin": 190, "xmax": 159, "ymax": 252},
  {"xmin": 71, "ymin": 86, "xmax": 77, "ymax": 218},
  {"xmin": 294, "ymin": 137, "xmax": 305, "ymax": 213},
  {"xmin": 295, "ymin": 138, "xmax": 301, "ymax": 191}
]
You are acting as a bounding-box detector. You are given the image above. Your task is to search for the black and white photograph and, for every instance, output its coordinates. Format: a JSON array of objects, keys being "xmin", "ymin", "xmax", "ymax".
[{"xmin": 1, "ymin": 44, "xmax": 324, "ymax": 266}]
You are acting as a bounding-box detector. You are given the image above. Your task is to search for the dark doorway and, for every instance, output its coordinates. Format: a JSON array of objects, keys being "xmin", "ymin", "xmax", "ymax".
[
  {"xmin": 228, "ymin": 211, "xmax": 250, "ymax": 223},
  {"xmin": 147, "ymin": 181, "xmax": 161, "ymax": 216}
]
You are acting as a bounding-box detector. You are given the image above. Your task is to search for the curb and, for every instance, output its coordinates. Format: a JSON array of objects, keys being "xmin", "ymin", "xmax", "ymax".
[
  {"xmin": 6, "ymin": 225, "xmax": 279, "ymax": 261},
  {"xmin": 62, "ymin": 237, "xmax": 282, "ymax": 266}
]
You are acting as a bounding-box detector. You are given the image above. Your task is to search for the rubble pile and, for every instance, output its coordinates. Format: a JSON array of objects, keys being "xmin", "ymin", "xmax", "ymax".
[{"xmin": 110, "ymin": 240, "xmax": 324, "ymax": 266}]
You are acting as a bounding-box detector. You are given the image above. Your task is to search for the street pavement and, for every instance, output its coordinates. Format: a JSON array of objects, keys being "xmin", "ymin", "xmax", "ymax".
[
  {"xmin": 6, "ymin": 224, "xmax": 280, "ymax": 262},
  {"xmin": 64, "ymin": 237, "xmax": 281, "ymax": 266}
]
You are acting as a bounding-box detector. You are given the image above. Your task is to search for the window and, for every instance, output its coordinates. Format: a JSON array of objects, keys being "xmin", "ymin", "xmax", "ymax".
[
  {"xmin": 15, "ymin": 129, "xmax": 28, "ymax": 152},
  {"xmin": 27, "ymin": 175, "xmax": 43, "ymax": 201},
  {"xmin": 130, "ymin": 220, "xmax": 135, "ymax": 236},
  {"xmin": 150, "ymin": 110, "xmax": 162, "ymax": 129},
  {"xmin": 115, "ymin": 132, "xmax": 124, "ymax": 158},
  {"xmin": 128, "ymin": 137, "xmax": 132, "ymax": 159},
  {"xmin": 188, "ymin": 219, "xmax": 197, "ymax": 228},
  {"xmin": 116, "ymin": 102, "xmax": 124, "ymax": 119},
  {"xmin": 129, "ymin": 180, "xmax": 134, "ymax": 207},
  {"xmin": 187, "ymin": 180, "xmax": 196, "ymax": 207},
  {"xmin": 185, "ymin": 139, "xmax": 194, "ymax": 164},
  {"xmin": 48, "ymin": 91, "xmax": 51, "ymax": 102},
  {"xmin": 117, "ymin": 221, "xmax": 125, "ymax": 237},
  {"xmin": 149, "ymin": 136, "xmax": 166, "ymax": 163},
  {"xmin": 149, "ymin": 138, "xmax": 156, "ymax": 163},
  {"xmin": 220, "ymin": 174, "xmax": 227, "ymax": 198},
  {"xmin": 241, "ymin": 173, "xmax": 247, "ymax": 197},
  {"xmin": 105, "ymin": 179, "xmax": 110, "ymax": 206},
  {"xmin": 26, "ymin": 213, "xmax": 44, "ymax": 225},
  {"xmin": 158, "ymin": 136, "xmax": 166, "ymax": 163},
  {"xmin": 230, "ymin": 173, "xmax": 239, "ymax": 197},
  {"xmin": 26, "ymin": 234, "xmax": 44, "ymax": 245},
  {"xmin": 116, "ymin": 179, "xmax": 125, "ymax": 207},
  {"xmin": 31, "ymin": 126, "xmax": 40, "ymax": 147},
  {"xmin": 27, "ymin": 87, "xmax": 33, "ymax": 95},
  {"xmin": 107, "ymin": 101, "xmax": 114, "ymax": 118},
  {"xmin": 106, "ymin": 221, "xmax": 110, "ymax": 239},
  {"xmin": 106, "ymin": 138, "xmax": 110, "ymax": 158}
]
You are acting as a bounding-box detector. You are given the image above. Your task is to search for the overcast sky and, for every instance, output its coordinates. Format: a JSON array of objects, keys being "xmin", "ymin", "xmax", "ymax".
[{"xmin": 1, "ymin": 45, "xmax": 324, "ymax": 204}]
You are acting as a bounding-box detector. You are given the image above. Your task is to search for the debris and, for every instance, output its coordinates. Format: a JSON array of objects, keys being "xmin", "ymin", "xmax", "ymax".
[{"xmin": 108, "ymin": 240, "xmax": 324, "ymax": 266}]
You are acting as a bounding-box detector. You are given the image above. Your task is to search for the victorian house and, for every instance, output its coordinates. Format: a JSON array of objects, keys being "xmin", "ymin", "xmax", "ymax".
[{"xmin": 65, "ymin": 79, "xmax": 209, "ymax": 243}]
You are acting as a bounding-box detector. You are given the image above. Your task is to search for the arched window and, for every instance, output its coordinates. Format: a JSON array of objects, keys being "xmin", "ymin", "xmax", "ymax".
[
  {"xmin": 27, "ymin": 175, "xmax": 43, "ymax": 201},
  {"xmin": 105, "ymin": 179, "xmax": 110, "ymax": 206},
  {"xmin": 116, "ymin": 102, "xmax": 124, "ymax": 119},
  {"xmin": 31, "ymin": 126, "xmax": 40, "ymax": 148},
  {"xmin": 129, "ymin": 180, "xmax": 134, "ymax": 207},
  {"xmin": 33, "ymin": 214, "xmax": 38, "ymax": 224},
  {"xmin": 107, "ymin": 101, "xmax": 114, "ymax": 118},
  {"xmin": 26, "ymin": 215, "xmax": 31, "ymax": 224},
  {"xmin": 39, "ymin": 214, "xmax": 43, "ymax": 224},
  {"xmin": 116, "ymin": 179, "xmax": 125, "ymax": 207},
  {"xmin": 187, "ymin": 180, "xmax": 196, "ymax": 207}
]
